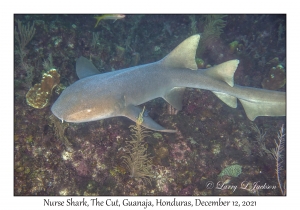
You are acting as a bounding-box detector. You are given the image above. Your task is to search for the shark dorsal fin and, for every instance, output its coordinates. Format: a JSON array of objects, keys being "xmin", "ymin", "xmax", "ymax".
[
  {"xmin": 202, "ymin": 60, "xmax": 239, "ymax": 87},
  {"xmin": 160, "ymin": 34, "xmax": 200, "ymax": 70},
  {"xmin": 76, "ymin": 56, "xmax": 100, "ymax": 79}
]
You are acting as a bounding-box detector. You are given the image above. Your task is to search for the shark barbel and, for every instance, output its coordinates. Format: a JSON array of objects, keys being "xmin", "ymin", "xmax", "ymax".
[{"xmin": 51, "ymin": 34, "xmax": 286, "ymax": 132}]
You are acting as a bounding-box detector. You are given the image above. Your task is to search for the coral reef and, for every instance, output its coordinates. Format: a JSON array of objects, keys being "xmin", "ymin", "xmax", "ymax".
[{"xmin": 26, "ymin": 69, "xmax": 60, "ymax": 109}]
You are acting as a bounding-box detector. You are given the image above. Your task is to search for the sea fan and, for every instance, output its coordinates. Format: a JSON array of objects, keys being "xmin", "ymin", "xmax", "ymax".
[
  {"xmin": 271, "ymin": 125, "xmax": 286, "ymax": 195},
  {"xmin": 122, "ymin": 107, "xmax": 154, "ymax": 185}
]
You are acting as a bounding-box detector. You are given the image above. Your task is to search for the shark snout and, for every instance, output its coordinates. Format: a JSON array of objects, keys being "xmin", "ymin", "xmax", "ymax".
[{"xmin": 51, "ymin": 102, "xmax": 64, "ymax": 122}]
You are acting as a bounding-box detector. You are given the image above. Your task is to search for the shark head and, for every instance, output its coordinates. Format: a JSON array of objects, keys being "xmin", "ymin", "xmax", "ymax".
[
  {"xmin": 51, "ymin": 78, "xmax": 117, "ymax": 123},
  {"xmin": 51, "ymin": 85, "xmax": 92, "ymax": 123},
  {"xmin": 51, "ymin": 56, "xmax": 128, "ymax": 124}
]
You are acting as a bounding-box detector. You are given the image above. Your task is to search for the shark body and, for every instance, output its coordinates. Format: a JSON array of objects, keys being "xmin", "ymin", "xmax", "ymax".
[{"xmin": 51, "ymin": 35, "xmax": 286, "ymax": 132}]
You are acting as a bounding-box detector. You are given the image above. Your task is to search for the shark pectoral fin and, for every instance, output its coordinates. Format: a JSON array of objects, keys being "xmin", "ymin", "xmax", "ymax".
[
  {"xmin": 160, "ymin": 34, "xmax": 200, "ymax": 70},
  {"xmin": 239, "ymin": 99, "xmax": 286, "ymax": 121},
  {"xmin": 123, "ymin": 105, "xmax": 176, "ymax": 133},
  {"xmin": 203, "ymin": 60, "xmax": 239, "ymax": 87},
  {"xmin": 76, "ymin": 56, "xmax": 101, "ymax": 79},
  {"xmin": 164, "ymin": 87, "xmax": 186, "ymax": 110},
  {"xmin": 212, "ymin": 91, "xmax": 237, "ymax": 108}
]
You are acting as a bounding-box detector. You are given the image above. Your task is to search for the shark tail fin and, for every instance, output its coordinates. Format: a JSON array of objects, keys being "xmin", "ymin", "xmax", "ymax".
[
  {"xmin": 238, "ymin": 88, "xmax": 286, "ymax": 121},
  {"xmin": 204, "ymin": 60, "xmax": 286, "ymax": 120},
  {"xmin": 214, "ymin": 87, "xmax": 286, "ymax": 121},
  {"xmin": 213, "ymin": 88, "xmax": 286, "ymax": 121},
  {"xmin": 160, "ymin": 34, "xmax": 200, "ymax": 70}
]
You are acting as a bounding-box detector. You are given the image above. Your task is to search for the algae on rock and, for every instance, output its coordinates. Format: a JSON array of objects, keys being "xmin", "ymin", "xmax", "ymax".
[{"xmin": 218, "ymin": 164, "xmax": 242, "ymax": 178}]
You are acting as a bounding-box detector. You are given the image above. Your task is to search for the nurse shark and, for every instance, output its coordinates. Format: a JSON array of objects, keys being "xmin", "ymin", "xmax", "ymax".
[{"xmin": 51, "ymin": 34, "xmax": 286, "ymax": 133}]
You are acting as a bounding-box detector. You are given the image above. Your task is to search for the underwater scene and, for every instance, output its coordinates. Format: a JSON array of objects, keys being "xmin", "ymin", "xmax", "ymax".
[{"xmin": 14, "ymin": 14, "xmax": 286, "ymax": 196}]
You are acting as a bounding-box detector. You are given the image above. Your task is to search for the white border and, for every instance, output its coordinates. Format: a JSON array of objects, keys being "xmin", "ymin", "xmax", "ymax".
[{"xmin": 3, "ymin": 0, "xmax": 298, "ymax": 209}]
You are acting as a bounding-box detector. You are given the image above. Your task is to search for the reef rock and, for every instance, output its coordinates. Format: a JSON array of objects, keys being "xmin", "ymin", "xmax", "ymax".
[{"xmin": 262, "ymin": 64, "xmax": 286, "ymax": 90}]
